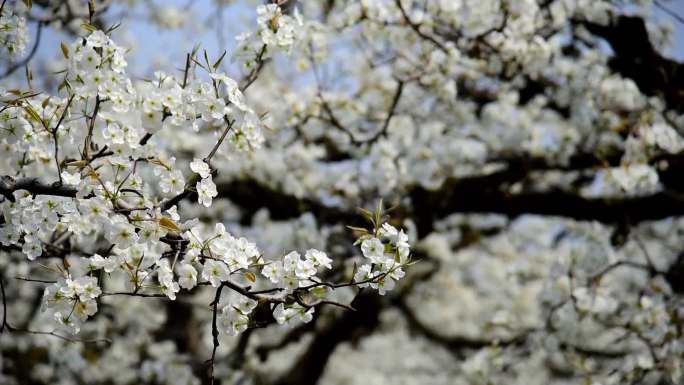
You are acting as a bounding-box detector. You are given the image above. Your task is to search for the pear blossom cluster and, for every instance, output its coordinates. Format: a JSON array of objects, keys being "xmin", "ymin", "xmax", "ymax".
[
  {"xmin": 194, "ymin": 223, "xmax": 261, "ymax": 287},
  {"xmin": 0, "ymin": 20, "xmax": 410, "ymax": 346},
  {"xmin": 203, "ymin": 220, "xmax": 410, "ymax": 335},
  {"xmin": 190, "ymin": 158, "xmax": 217, "ymax": 207},
  {"xmin": 2, "ymin": 0, "xmax": 684, "ymax": 385},
  {"xmin": 200, "ymin": 0, "xmax": 680, "ymax": 209},
  {"xmin": 41, "ymin": 275, "xmax": 101, "ymax": 333},
  {"xmin": 0, "ymin": 192, "xmax": 72, "ymax": 260},
  {"xmin": 354, "ymin": 224, "xmax": 409, "ymax": 295},
  {"xmin": 234, "ymin": 2, "xmax": 304, "ymax": 69},
  {"xmin": 0, "ymin": 5, "xmax": 27, "ymax": 57},
  {"xmin": 58, "ymin": 29, "xmax": 264, "ymax": 159},
  {"xmin": 255, "ymin": 3, "xmax": 300, "ymax": 50}
]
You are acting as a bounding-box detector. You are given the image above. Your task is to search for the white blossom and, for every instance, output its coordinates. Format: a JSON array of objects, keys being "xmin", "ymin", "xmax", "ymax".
[{"xmin": 196, "ymin": 177, "xmax": 218, "ymax": 207}]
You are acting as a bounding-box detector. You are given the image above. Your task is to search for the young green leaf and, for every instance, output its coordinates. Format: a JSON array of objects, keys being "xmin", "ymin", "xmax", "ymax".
[
  {"xmin": 81, "ymin": 23, "xmax": 97, "ymax": 33},
  {"xmin": 60, "ymin": 42, "xmax": 69, "ymax": 58}
]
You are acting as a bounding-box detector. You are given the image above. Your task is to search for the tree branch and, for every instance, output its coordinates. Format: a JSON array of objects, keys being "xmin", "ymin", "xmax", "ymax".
[{"xmin": 0, "ymin": 176, "xmax": 77, "ymax": 201}]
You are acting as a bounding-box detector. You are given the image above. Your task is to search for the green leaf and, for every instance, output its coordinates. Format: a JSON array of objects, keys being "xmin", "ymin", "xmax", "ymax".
[
  {"xmin": 213, "ymin": 50, "xmax": 227, "ymax": 70},
  {"xmin": 357, "ymin": 207, "xmax": 374, "ymax": 223},
  {"xmin": 22, "ymin": 0, "xmax": 32, "ymax": 10},
  {"xmin": 23, "ymin": 105, "xmax": 43, "ymax": 125},
  {"xmin": 58, "ymin": 78, "xmax": 73, "ymax": 93},
  {"xmin": 158, "ymin": 216, "xmax": 181, "ymax": 232},
  {"xmin": 60, "ymin": 42, "xmax": 69, "ymax": 59},
  {"xmin": 244, "ymin": 271, "xmax": 256, "ymax": 283},
  {"xmin": 203, "ymin": 49, "xmax": 211, "ymax": 69},
  {"xmin": 310, "ymin": 286, "xmax": 329, "ymax": 297},
  {"xmin": 105, "ymin": 22, "xmax": 122, "ymax": 34},
  {"xmin": 346, "ymin": 225, "xmax": 369, "ymax": 234},
  {"xmin": 81, "ymin": 23, "xmax": 97, "ymax": 33},
  {"xmin": 405, "ymin": 258, "xmax": 420, "ymax": 266},
  {"xmin": 191, "ymin": 44, "xmax": 201, "ymax": 59},
  {"xmin": 374, "ymin": 198, "xmax": 383, "ymax": 229}
]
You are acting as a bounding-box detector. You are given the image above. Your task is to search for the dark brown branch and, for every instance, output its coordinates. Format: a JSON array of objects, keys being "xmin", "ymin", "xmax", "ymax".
[
  {"xmin": 0, "ymin": 277, "xmax": 8, "ymax": 333},
  {"xmin": 409, "ymin": 182, "xmax": 684, "ymax": 237},
  {"xmin": 207, "ymin": 283, "xmax": 225, "ymax": 385},
  {"xmin": 207, "ymin": 147, "xmax": 684, "ymax": 237},
  {"xmin": 274, "ymin": 293, "xmax": 383, "ymax": 385},
  {"xmin": 0, "ymin": 176, "xmax": 77, "ymax": 202},
  {"xmin": 139, "ymin": 133, "xmax": 153, "ymax": 146},
  {"xmin": 582, "ymin": 15, "xmax": 684, "ymax": 112}
]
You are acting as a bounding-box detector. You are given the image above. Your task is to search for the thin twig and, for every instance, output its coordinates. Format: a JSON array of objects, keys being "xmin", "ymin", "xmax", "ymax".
[
  {"xmin": 655, "ymin": 0, "xmax": 684, "ymax": 24},
  {"xmin": 10, "ymin": 327, "xmax": 112, "ymax": 344},
  {"xmin": 100, "ymin": 292, "xmax": 167, "ymax": 298},
  {"xmin": 366, "ymin": 79, "xmax": 404, "ymax": 142},
  {"xmin": 83, "ymin": 95, "xmax": 101, "ymax": 159},
  {"xmin": 182, "ymin": 52, "xmax": 192, "ymax": 89},
  {"xmin": 394, "ymin": 0, "xmax": 446, "ymax": 51},
  {"xmin": 207, "ymin": 283, "xmax": 226, "ymax": 385},
  {"xmin": 590, "ymin": 260, "xmax": 652, "ymax": 282},
  {"xmin": 203, "ymin": 119, "xmax": 234, "ymax": 164},
  {"xmin": 52, "ymin": 95, "xmax": 75, "ymax": 185},
  {"xmin": 2, "ymin": 278, "xmax": 109, "ymax": 343},
  {"xmin": 240, "ymin": 44, "xmax": 267, "ymax": 92},
  {"xmin": 1, "ymin": 278, "xmax": 8, "ymax": 333},
  {"xmin": 14, "ymin": 276, "xmax": 56, "ymax": 284}
]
